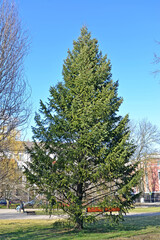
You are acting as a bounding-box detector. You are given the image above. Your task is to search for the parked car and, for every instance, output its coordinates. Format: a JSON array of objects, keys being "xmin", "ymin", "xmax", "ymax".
[
  {"xmin": 0, "ymin": 199, "xmax": 7, "ymax": 205},
  {"xmin": 10, "ymin": 199, "xmax": 20, "ymax": 204},
  {"xmin": 0, "ymin": 199, "xmax": 11, "ymax": 205},
  {"xmin": 16, "ymin": 200, "xmax": 36, "ymax": 210},
  {"xmin": 15, "ymin": 200, "xmax": 36, "ymax": 209},
  {"xmin": 24, "ymin": 200, "xmax": 35, "ymax": 207}
]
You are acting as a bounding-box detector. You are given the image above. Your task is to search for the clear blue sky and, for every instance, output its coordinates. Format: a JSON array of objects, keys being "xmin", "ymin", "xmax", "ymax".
[{"xmin": 16, "ymin": 0, "xmax": 160, "ymax": 140}]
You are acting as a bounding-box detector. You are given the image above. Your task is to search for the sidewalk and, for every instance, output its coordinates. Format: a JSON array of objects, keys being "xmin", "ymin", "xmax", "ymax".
[{"xmin": 0, "ymin": 209, "xmax": 68, "ymax": 220}]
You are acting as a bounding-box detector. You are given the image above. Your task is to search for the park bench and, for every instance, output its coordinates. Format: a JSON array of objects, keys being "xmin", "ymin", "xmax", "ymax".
[
  {"xmin": 86, "ymin": 207, "xmax": 120, "ymax": 212},
  {"xmin": 25, "ymin": 211, "xmax": 36, "ymax": 215}
]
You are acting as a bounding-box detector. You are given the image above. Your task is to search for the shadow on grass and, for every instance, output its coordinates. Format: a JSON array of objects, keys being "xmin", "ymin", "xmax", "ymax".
[
  {"xmin": 1, "ymin": 215, "xmax": 160, "ymax": 240},
  {"xmin": 83, "ymin": 215, "xmax": 160, "ymax": 233}
]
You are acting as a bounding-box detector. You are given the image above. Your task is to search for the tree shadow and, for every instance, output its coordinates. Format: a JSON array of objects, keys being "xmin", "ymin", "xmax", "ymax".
[
  {"xmin": 84, "ymin": 215, "xmax": 160, "ymax": 233},
  {"xmin": 1, "ymin": 215, "xmax": 160, "ymax": 239}
]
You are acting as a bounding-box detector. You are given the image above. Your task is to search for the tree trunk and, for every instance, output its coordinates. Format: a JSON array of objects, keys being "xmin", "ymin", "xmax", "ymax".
[
  {"xmin": 75, "ymin": 215, "xmax": 83, "ymax": 230},
  {"xmin": 75, "ymin": 182, "xmax": 83, "ymax": 230}
]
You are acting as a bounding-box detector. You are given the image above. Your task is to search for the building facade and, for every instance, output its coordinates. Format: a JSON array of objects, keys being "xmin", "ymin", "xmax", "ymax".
[{"xmin": 140, "ymin": 154, "xmax": 160, "ymax": 202}]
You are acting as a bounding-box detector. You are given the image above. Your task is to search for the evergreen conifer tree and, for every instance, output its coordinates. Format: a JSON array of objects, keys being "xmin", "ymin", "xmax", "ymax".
[{"xmin": 25, "ymin": 27, "xmax": 141, "ymax": 229}]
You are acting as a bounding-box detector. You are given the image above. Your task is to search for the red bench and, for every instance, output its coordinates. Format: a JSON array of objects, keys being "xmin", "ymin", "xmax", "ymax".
[{"xmin": 86, "ymin": 207, "xmax": 120, "ymax": 212}]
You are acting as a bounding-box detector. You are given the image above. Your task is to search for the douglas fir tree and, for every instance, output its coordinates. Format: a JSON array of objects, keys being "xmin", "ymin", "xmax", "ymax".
[{"xmin": 25, "ymin": 27, "xmax": 141, "ymax": 229}]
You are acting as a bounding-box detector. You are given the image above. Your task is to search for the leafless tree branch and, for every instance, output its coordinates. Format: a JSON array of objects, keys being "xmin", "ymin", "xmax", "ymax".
[{"xmin": 0, "ymin": 0, "xmax": 31, "ymax": 152}]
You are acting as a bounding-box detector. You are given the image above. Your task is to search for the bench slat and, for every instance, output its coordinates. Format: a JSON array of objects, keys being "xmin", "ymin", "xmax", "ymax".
[{"xmin": 86, "ymin": 207, "xmax": 120, "ymax": 212}]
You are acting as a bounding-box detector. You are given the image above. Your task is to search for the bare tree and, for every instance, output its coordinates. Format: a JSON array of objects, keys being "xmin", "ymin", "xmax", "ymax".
[
  {"xmin": 130, "ymin": 119, "xmax": 160, "ymax": 161},
  {"xmin": 0, "ymin": 0, "xmax": 31, "ymax": 152},
  {"xmin": 130, "ymin": 119, "xmax": 160, "ymax": 196}
]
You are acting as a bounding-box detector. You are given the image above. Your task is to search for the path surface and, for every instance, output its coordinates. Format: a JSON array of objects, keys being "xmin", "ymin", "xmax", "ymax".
[
  {"xmin": 0, "ymin": 209, "xmax": 68, "ymax": 220},
  {"xmin": 0, "ymin": 208, "xmax": 160, "ymax": 220}
]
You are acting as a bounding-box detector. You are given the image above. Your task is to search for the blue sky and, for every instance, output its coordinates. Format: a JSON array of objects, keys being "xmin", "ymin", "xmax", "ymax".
[{"xmin": 16, "ymin": 0, "xmax": 160, "ymax": 140}]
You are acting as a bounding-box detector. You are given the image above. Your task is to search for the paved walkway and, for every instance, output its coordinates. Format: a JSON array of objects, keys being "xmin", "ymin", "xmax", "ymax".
[
  {"xmin": 0, "ymin": 209, "xmax": 68, "ymax": 220},
  {"xmin": 1, "ymin": 208, "xmax": 160, "ymax": 220}
]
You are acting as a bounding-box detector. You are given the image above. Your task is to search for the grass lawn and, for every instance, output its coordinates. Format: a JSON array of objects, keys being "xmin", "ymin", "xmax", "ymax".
[
  {"xmin": 35, "ymin": 208, "xmax": 65, "ymax": 215},
  {"xmin": 0, "ymin": 215, "xmax": 160, "ymax": 240},
  {"xmin": 129, "ymin": 206, "xmax": 160, "ymax": 213}
]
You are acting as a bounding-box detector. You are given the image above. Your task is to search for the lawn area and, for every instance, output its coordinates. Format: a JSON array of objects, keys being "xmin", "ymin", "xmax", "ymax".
[
  {"xmin": 129, "ymin": 206, "xmax": 160, "ymax": 213},
  {"xmin": 0, "ymin": 215, "xmax": 160, "ymax": 240}
]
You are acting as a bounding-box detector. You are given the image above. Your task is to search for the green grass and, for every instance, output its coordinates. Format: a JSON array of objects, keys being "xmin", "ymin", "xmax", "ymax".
[
  {"xmin": 35, "ymin": 208, "xmax": 65, "ymax": 215},
  {"xmin": 0, "ymin": 215, "xmax": 160, "ymax": 239},
  {"xmin": 129, "ymin": 206, "xmax": 160, "ymax": 213}
]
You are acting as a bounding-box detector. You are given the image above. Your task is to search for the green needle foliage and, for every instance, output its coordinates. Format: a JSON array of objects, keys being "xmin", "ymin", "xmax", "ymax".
[{"xmin": 24, "ymin": 27, "xmax": 142, "ymax": 230}]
